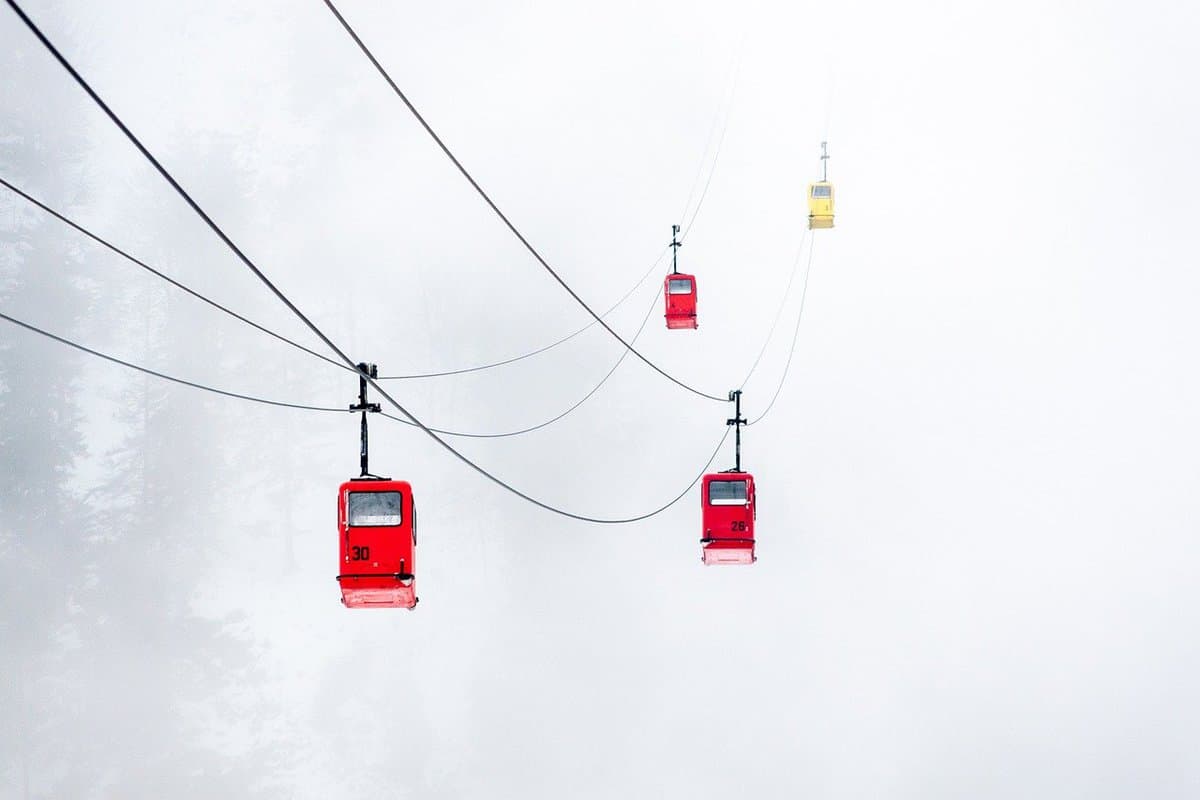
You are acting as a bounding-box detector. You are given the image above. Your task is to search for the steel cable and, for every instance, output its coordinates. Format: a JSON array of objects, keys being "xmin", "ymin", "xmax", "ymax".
[
  {"xmin": 321, "ymin": 0, "xmax": 726, "ymax": 403},
  {"xmin": 737, "ymin": 226, "xmax": 811, "ymax": 390},
  {"xmin": 748, "ymin": 237, "xmax": 817, "ymax": 426},
  {"xmin": 385, "ymin": 272, "xmax": 662, "ymax": 438},
  {"xmin": 6, "ymin": 0, "xmax": 728, "ymax": 523},
  {"xmin": 376, "ymin": 247, "xmax": 666, "ymax": 380},
  {"xmin": 0, "ymin": 308, "xmax": 728, "ymax": 524},
  {"xmin": 0, "ymin": 311, "xmax": 345, "ymax": 412},
  {"xmin": 0, "ymin": 175, "xmax": 356, "ymax": 375}
]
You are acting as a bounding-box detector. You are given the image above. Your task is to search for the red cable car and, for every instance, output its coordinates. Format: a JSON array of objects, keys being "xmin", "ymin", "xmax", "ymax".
[
  {"xmin": 337, "ymin": 478, "xmax": 417, "ymax": 608},
  {"xmin": 700, "ymin": 390, "xmax": 755, "ymax": 565},
  {"xmin": 664, "ymin": 272, "xmax": 698, "ymax": 329},
  {"xmin": 336, "ymin": 362, "xmax": 418, "ymax": 609},
  {"xmin": 664, "ymin": 225, "xmax": 698, "ymax": 330},
  {"xmin": 701, "ymin": 471, "xmax": 756, "ymax": 565}
]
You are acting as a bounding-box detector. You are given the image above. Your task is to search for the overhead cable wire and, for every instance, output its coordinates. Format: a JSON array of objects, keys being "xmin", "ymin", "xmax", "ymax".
[
  {"xmin": 4, "ymin": 169, "xmax": 660, "ymax": 438},
  {"xmin": 676, "ymin": 99, "xmax": 723, "ymax": 235},
  {"xmin": 0, "ymin": 307, "xmax": 729, "ymax": 523},
  {"xmin": 822, "ymin": 66, "xmax": 835, "ymax": 143},
  {"xmin": 384, "ymin": 272, "xmax": 661, "ymax": 438},
  {"xmin": 320, "ymin": 0, "xmax": 726, "ymax": 404},
  {"xmin": 3, "ymin": 170, "xmax": 660, "ymax": 439},
  {"xmin": 679, "ymin": 46, "xmax": 743, "ymax": 242},
  {"xmin": 382, "ymin": 36, "xmax": 741, "ymax": 381},
  {"xmin": 737, "ymin": 225, "xmax": 810, "ymax": 390},
  {"xmin": 680, "ymin": 91, "xmax": 735, "ymax": 241},
  {"xmin": 748, "ymin": 236, "xmax": 817, "ymax": 426},
  {"xmin": 379, "ymin": 38, "xmax": 733, "ymax": 381},
  {"xmin": 6, "ymin": 0, "xmax": 725, "ymax": 524},
  {"xmin": 0, "ymin": 257, "xmax": 659, "ymax": 439},
  {"xmin": 676, "ymin": 49, "xmax": 738, "ymax": 237},
  {"xmin": 1, "ymin": 171, "xmax": 664, "ymax": 387},
  {"xmin": 1, "ymin": 171, "xmax": 663, "ymax": 386},
  {"xmin": 0, "ymin": 175, "xmax": 356, "ymax": 376},
  {"xmin": 377, "ymin": 246, "xmax": 666, "ymax": 380},
  {"xmin": 0, "ymin": 311, "xmax": 345, "ymax": 412},
  {"xmin": 0, "ymin": 283, "xmax": 653, "ymax": 442}
]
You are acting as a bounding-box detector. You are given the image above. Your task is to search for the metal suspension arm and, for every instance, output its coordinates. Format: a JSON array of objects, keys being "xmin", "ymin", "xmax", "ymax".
[
  {"xmin": 670, "ymin": 224, "xmax": 682, "ymax": 274},
  {"xmin": 727, "ymin": 389, "xmax": 746, "ymax": 472},
  {"xmin": 349, "ymin": 362, "xmax": 381, "ymax": 477}
]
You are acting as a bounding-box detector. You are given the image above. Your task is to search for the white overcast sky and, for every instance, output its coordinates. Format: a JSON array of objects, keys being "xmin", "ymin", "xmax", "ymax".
[{"xmin": 4, "ymin": 0, "xmax": 1200, "ymax": 797}]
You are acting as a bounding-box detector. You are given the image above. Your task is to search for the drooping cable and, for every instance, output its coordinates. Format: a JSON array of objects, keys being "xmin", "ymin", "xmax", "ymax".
[
  {"xmin": 748, "ymin": 236, "xmax": 817, "ymax": 426},
  {"xmin": 2, "ymin": 174, "xmax": 663, "ymax": 439},
  {"xmin": 1, "ymin": 307, "xmax": 728, "ymax": 524},
  {"xmin": 380, "ymin": 40, "xmax": 741, "ymax": 381},
  {"xmin": 0, "ymin": 271, "xmax": 652, "ymax": 441},
  {"xmin": 0, "ymin": 175, "xmax": 356, "ymax": 375},
  {"xmin": 6, "ymin": 0, "xmax": 724, "ymax": 523},
  {"xmin": 1, "ymin": 172, "xmax": 662, "ymax": 387},
  {"xmin": 680, "ymin": 49, "xmax": 742, "ymax": 241},
  {"xmin": 676, "ymin": 44, "xmax": 739, "ymax": 239},
  {"xmin": 0, "ymin": 311, "xmax": 344, "ymax": 412},
  {"xmin": 680, "ymin": 98, "xmax": 734, "ymax": 242},
  {"xmin": 320, "ymin": 0, "xmax": 726, "ymax": 404},
  {"xmin": 1, "ymin": 172, "xmax": 665, "ymax": 389},
  {"xmin": 3, "ymin": 171, "xmax": 659, "ymax": 440},
  {"xmin": 377, "ymin": 247, "xmax": 665, "ymax": 380},
  {"xmin": 737, "ymin": 226, "xmax": 810, "ymax": 389},
  {"xmin": 385, "ymin": 271, "xmax": 661, "ymax": 438}
]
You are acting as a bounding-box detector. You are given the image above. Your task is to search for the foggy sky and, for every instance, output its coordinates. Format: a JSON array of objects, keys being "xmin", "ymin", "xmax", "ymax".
[{"xmin": 3, "ymin": 0, "xmax": 1200, "ymax": 797}]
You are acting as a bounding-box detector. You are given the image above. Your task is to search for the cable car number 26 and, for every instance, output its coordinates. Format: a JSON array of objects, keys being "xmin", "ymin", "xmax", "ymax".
[{"xmin": 350, "ymin": 545, "xmax": 371, "ymax": 561}]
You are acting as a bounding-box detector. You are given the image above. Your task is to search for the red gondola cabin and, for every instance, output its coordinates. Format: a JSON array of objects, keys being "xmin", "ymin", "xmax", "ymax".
[
  {"xmin": 337, "ymin": 478, "xmax": 417, "ymax": 608},
  {"xmin": 701, "ymin": 471, "xmax": 756, "ymax": 565},
  {"xmin": 664, "ymin": 273, "xmax": 698, "ymax": 329}
]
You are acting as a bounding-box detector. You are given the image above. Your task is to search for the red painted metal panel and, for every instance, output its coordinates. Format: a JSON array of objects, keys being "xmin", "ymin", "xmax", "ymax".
[
  {"xmin": 337, "ymin": 478, "xmax": 417, "ymax": 609},
  {"xmin": 664, "ymin": 273, "xmax": 698, "ymax": 329},
  {"xmin": 700, "ymin": 472, "xmax": 756, "ymax": 565},
  {"xmin": 702, "ymin": 541, "xmax": 755, "ymax": 565}
]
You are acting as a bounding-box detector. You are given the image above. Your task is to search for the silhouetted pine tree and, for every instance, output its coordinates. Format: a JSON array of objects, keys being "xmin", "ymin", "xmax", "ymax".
[
  {"xmin": 51, "ymin": 138, "xmax": 269, "ymax": 798},
  {"xmin": 0, "ymin": 22, "xmax": 101, "ymax": 798}
]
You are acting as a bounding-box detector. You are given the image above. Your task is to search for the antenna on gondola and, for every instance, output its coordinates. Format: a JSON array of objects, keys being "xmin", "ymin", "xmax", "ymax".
[
  {"xmin": 727, "ymin": 389, "xmax": 747, "ymax": 472},
  {"xmin": 348, "ymin": 362, "xmax": 382, "ymax": 478},
  {"xmin": 670, "ymin": 224, "xmax": 682, "ymax": 275}
]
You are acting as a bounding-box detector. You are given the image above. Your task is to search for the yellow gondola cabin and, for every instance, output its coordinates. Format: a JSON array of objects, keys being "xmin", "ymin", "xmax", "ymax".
[{"xmin": 808, "ymin": 181, "xmax": 834, "ymax": 229}]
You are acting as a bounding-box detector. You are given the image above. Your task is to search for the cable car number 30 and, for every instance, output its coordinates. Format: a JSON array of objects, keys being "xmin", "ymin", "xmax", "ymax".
[{"xmin": 350, "ymin": 545, "xmax": 371, "ymax": 561}]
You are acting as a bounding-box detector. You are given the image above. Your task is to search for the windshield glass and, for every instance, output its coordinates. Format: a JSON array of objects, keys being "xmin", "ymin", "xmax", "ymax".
[
  {"xmin": 348, "ymin": 491, "xmax": 402, "ymax": 526},
  {"xmin": 668, "ymin": 278, "xmax": 693, "ymax": 295},
  {"xmin": 811, "ymin": 184, "xmax": 832, "ymax": 198},
  {"xmin": 708, "ymin": 480, "xmax": 748, "ymax": 506}
]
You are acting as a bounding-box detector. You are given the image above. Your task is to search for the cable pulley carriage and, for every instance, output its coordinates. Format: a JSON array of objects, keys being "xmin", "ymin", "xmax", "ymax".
[{"xmin": 336, "ymin": 363, "xmax": 418, "ymax": 609}]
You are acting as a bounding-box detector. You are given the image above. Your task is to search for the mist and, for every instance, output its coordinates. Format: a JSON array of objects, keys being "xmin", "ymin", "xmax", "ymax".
[{"xmin": 3, "ymin": 1, "xmax": 1200, "ymax": 797}]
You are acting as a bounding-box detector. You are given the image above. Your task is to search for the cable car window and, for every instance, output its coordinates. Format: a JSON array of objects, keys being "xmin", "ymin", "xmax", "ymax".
[
  {"xmin": 708, "ymin": 480, "xmax": 748, "ymax": 505},
  {"xmin": 348, "ymin": 491, "xmax": 403, "ymax": 526},
  {"xmin": 811, "ymin": 184, "xmax": 832, "ymax": 198},
  {"xmin": 668, "ymin": 278, "xmax": 693, "ymax": 295}
]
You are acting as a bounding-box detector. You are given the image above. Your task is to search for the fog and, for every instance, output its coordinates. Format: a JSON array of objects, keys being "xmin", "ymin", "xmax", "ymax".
[{"xmin": 3, "ymin": 0, "xmax": 1199, "ymax": 797}]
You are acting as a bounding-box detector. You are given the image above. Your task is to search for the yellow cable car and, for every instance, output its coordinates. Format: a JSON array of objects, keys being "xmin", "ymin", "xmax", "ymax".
[
  {"xmin": 808, "ymin": 181, "xmax": 834, "ymax": 229},
  {"xmin": 807, "ymin": 141, "xmax": 834, "ymax": 229}
]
